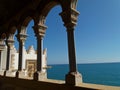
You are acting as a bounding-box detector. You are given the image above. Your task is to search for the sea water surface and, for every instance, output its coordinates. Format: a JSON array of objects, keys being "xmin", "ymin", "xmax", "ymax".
[{"xmin": 47, "ymin": 63, "xmax": 120, "ymax": 86}]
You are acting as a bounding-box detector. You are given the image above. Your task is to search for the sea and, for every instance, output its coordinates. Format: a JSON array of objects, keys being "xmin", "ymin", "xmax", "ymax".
[{"xmin": 47, "ymin": 63, "xmax": 120, "ymax": 86}]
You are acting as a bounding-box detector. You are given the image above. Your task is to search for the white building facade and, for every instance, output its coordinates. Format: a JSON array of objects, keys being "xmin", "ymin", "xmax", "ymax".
[{"xmin": 1, "ymin": 45, "xmax": 47, "ymax": 78}]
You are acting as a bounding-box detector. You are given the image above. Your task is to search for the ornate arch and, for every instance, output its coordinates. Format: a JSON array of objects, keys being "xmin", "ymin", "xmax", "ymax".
[
  {"xmin": 0, "ymin": 33, "xmax": 6, "ymax": 39},
  {"xmin": 8, "ymin": 20, "xmax": 18, "ymax": 34},
  {"xmin": 18, "ymin": 10, "xmax": 35, "ymax": 27},
  {"xmin": 36, "ymin": 0, "xmax": 63, "ymax": 17}
]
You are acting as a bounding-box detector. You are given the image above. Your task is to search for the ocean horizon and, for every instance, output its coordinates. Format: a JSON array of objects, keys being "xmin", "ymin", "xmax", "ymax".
[{"xmin": 47, "ymin": 62, "xmax": 120, "ymax": 86}]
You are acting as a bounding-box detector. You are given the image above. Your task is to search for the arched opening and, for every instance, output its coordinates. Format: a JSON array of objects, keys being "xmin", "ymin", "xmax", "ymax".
[
  {"xmin": 25, "ymin": 20, "xmax": 37, "ymax": 78},
  {"xmin": 17, "ymin": 17, "xmax": 37, "ymax": 78},
  {"xmin": 43, "ymin": 5, "xmax": 68, "ymax": 80},
  {"xmin": 12, "ymin": 16, "xmax": 38, "ymax": 78},
  {"xmin": 74, "ymin": 0, "xmax": 120, "ymax": 86},
  {"xmin": 1, "ymin": 26, "xmax": 19, "ymax": 76}
]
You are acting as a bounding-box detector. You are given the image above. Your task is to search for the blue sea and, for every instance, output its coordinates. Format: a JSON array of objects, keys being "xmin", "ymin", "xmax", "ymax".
[{"xmin": 47, "ymin": 63, "xmax": 120, "ymax": 86}]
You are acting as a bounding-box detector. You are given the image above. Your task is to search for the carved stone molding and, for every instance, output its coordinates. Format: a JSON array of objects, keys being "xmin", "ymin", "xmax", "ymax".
[
  {"xmin": 19, "ymin": 26, "xmax": 27, "ymax": 35},
  {"xmin": 33, "ymin": 24, "xmax": 47, "ymax": 38},
  {"xmin": 6, "ymin": 34, "xmax": 14, "ymax": 49},
  {"xmin": 34, "ymin": 15, "xmax": 46, "ymax": 25},
  {"xmin": 33, "ymin": 15, "xmax": 47, "ymax": 38},
  {"xmin": 38, "ymin": 16, "xmax": 46, "ymax": 26},
  {"xmin": 0, "ymin": 39, "xmax": 5, "ymax": 51},
  {"xmin": 71, "ymin": 0, "xmax": 78, "ymax": 9},
  {"xmin": 16, "ymin": 26, "xmax": 27, "ymax": 44},
  {"xmin": 60, "ymin": 8, "xmax": 79, "ymax": 28}
]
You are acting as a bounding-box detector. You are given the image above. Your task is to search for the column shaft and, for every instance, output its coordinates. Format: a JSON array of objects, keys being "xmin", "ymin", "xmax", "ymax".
[
  {"xmin": 6, "ymin": 46, "xmax": 11, "ymax": 70},
  {"xmin": 60, "ymin": 6, "xmax": 82, "ymax": 85},
  {"xmin": 37, "ymin": 36, "xmax": 43, "ymax": 72},
  {"xmin": 18, "ymin": 41, "xmax": 24, "ymax": 71},
  {"xmin": 67, "ymin": 28, "xmax": 77, "ymax": 73},
  {"xmin": 0, "ymin": 51, "xmax": 2, "ymax": 70}
]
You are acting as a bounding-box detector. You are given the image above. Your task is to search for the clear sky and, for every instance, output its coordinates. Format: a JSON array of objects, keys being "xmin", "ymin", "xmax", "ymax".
[{"xmin": 15, "ymin": 0, "xmax": 120, "ymax": 64}]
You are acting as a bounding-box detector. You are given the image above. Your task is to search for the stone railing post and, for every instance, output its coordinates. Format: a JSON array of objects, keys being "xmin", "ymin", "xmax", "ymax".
[
  {"xmin": 33, "ymin": 15, "xmax": 47, "ymax": 81},
  {"xmin": 16, "ymin": 26, "xmax": 27, "ymax": 78}
]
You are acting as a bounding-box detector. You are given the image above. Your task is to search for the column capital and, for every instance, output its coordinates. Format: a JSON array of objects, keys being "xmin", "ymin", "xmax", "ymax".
[
  {"xmin": 16, "ymin": 34, "xmax": 27, "ymax": 44},
  {"xmin": 16, "ymin": 26, "xmax": 27, "ymax": 43},
  {"xmin": 60, "ymin": 8, "xmax": 79, "ymax": 28},
  {"xmin": 33, "ymin": 15, "xmax": 47, "ymax": 38},
  {"xmin": 6, "ymin": 33, "xmax": 14, "ymax": 49},
  {"xmin": 0, "ymin": 39, "xmax": 5, "ymax": 51},
  {"xmin": 33, "ymin": 24, "xmax": 47, "ymax": 38},
  {"xmin": 18, "ymin": 26, "xmax": 27, "ymax": 34},
  {"xmin": 34, "ymin": 15, "xmax": 46, "ymax": 25},
  {"xmin": 70, "ymin": 0, "xmax": 78, "ymax": 9}
]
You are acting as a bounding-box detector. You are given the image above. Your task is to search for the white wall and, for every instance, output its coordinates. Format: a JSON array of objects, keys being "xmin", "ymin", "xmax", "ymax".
[{"xmin": 1, "ymin": 45, "xmax": 47, "ymax": 73}]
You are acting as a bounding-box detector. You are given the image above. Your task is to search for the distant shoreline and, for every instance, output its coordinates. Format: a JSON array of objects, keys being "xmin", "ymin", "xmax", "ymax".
[{"xmin": 48, "ymin": 62, "xmax": 120, "ymax": 65}]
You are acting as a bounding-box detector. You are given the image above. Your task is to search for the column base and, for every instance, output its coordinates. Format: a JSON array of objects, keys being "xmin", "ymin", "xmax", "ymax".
[
  {"xmin": 0, "ymin": 70, "xmax": 5, "ymax": 76},
  {"xmin": 65, "ymin": 71, "xmax": 82, "ymax": 86},
  {"xmin": 16, "ymin": 71, "xmax": 26, "ymax": 78},
  {"xmin": 4, "ymin": 70, "xmax": 15, "ymax": 77},
  {"xmin": 33, "ymin": 71, "xmax": 47, "ymax": 81}
]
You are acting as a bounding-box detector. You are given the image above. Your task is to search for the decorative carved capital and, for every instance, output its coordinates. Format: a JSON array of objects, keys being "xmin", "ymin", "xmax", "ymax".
[
  {"xmin": 6, "ymin": 33, "xmax": 14, "ymax": 49},
  {"xmin": 60, "ymin": 8, "xmax": 79, "ymax": 28},
  {"xmin": 33, "ymin": 15, "xmax": 47, "ymax": 38},
  {"xmin": 38, "ymin": 15, "xmax": 46, "ymax": 25},
  {"xmin": 16, "ymin": 26, "xmax": 27, "ymax": 43},
  {"xmin": 0, "ymin": 39, "xmax": 5, "ymax": 51},
  {"xmin": 16, "ymin": 34, "xmax": 27, "ymax": 44},
  {"xmin": 34, "ymin": 15, "xmax": 46, "ymax": 26},
  {"xmin": 17, "ymin": 26, "xmax": 27, "ymax": 35},
  {"xmin": 0, "ymin": 39, "xmax": 5, "ymax": 45},
  {"xmin": 71, "ymin": 0, "xmax": 78, "ymax": 9},
  {"xmin": 33, "ymin": 24, "xmax": 47, "ymax": 38}
]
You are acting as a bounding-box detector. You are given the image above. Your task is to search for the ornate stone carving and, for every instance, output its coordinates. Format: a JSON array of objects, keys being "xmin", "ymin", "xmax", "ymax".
[
  {"xmin": 38, "ymin": 16, "xmax": 46, "ymax": 26},
  {"xmin": 71, "ymin": 9, "xmax": 79, "ymax": 26},
  {"xmin": 6, "ymin": 34, "xmax": 14, "ymax": 49},
  {"xmin": 33, "ymin": 15, "xmax": 47, "ymax": 38},
  {"xmin": 71, "ymin": 0, "xmax": 78, "ymax": 9},
  {"xmin": 60, "ymin": 9, "xmax": 79, "ymax": 28},
  {"xmin": 20, "ymin": 26, "xmax": 27, "ymax": 35},
  {"xmin": 0, "ymin": 39, "xmax": 5, "ymax": 51},
  {"xmin": 16, "ymin": 26, "xmax": 27, "ymax": 45},
  {"xmin": 33, "ymin": 25, "xmax": 47, "ymax": 38}
]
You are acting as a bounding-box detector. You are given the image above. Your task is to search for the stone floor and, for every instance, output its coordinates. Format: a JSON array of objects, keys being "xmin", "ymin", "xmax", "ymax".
[{"xmin": 0, "ymin": 76, "xmax": 120, "ymax": 90}]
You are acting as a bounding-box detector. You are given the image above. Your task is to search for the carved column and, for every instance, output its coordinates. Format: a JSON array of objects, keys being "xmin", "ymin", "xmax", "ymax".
[
  {"xmin": 16, "ymin": 26, "xmax": 27, "ymax": 78},
  {"xmin": 4, "ymin": 33, "xmax": 14, "ymax": 76},
  {"xmin": 33, "ymin": 15, "xmax": 47, "ymax": 80},
  {"xmin": 60, "ymin": 4, "xmax": 82, "ymax": 85},
  {"xmin": 0, "ymin": 39, "xmax": 5, "ymax": 74}
]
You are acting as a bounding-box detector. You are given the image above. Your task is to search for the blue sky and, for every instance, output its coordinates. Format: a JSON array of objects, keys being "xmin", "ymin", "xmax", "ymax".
[{"xmin": 15, "ymin": 0, "xmax": 120, "ymax": 64}]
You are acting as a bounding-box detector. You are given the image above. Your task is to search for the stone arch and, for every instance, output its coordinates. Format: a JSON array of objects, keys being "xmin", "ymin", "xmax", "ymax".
[
  {"xmin": 36, "ymin": 0, "xmax": 63, "ymax": 17},
  {"xmin": 0, "ymin": 33, "xmax": 6, "ymax": 39},
  {"xmin": 8, "ymin": 26, "xmax": 17, "ymax": 35},
  {"xmin": 18, "ymin": 10, "xmax": 35, "ymax": 27},
  {"xmin": 7, "ymin": 20, "xmax": 19, "ymax": 39}
]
